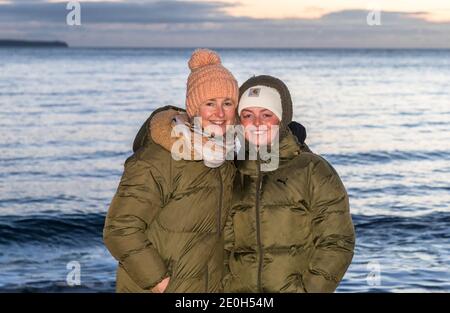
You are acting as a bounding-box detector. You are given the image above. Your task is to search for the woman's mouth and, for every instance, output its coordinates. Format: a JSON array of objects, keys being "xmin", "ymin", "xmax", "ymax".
[
  {"xmin": 210, "ymin": 120, "xmax": 226, "ymax": 126},
  {"xmin": 251, "ymin": 130, "xmax": 268, "ymax": 135}
]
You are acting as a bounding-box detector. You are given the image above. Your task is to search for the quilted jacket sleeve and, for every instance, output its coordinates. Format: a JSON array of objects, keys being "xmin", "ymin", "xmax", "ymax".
[
  {"xmin": 302, "ymin": 157, "xmax": 355, "ymax": 292},
  {"xmin": 103, "ymin": 154, "xmax": 170, "ymax": 290}
]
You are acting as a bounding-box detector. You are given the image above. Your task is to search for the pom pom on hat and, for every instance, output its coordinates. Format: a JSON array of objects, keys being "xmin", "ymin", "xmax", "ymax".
[{"xmin": 188, "ymin": 49, "xmax": 221, "ymax": 71}]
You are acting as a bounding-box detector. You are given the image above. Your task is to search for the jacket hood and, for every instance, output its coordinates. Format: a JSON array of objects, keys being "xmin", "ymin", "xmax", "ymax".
[
  {"xmin": 132, "ymin": 105, "xmax": 186, "ymax": 153},
  {"xmin": 149, "ymin": 107, "xmax": 190, "ymax": 153}
]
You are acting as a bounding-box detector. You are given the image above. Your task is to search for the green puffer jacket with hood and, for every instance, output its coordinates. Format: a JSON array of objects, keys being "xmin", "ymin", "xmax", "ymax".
[
  {"xmin": 223, "ymin": 76, "xmax": 355, "ymax": 293},
  {"xmin": 103, "ymin": 105, "xmax": 236, "ymax": 293}
]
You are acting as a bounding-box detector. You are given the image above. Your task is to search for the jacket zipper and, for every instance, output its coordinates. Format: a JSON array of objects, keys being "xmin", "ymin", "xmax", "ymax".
[
  {"xmin": 255, "ymin": 151, "xmax": 263, "ymax": 292},
  {"xmin": 217, "ymin": 168, "xmax": 223, "ymax": 238},
  {"xmin": 205, "ymin": 264, "xmax": 209, "ymax": 292},
  {"xmin": 204, "ymin": 167, "xmax": 222, "ymax": 293}
]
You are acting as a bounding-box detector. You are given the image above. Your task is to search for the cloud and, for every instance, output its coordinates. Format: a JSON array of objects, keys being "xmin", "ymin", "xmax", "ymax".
[
  {"xmin": 0, "ymin": 1, "xmax": 238, "ymax": 24},
  {"xmin": 0, "ymin": 1, "xmax": 449, "ymax": 48}
]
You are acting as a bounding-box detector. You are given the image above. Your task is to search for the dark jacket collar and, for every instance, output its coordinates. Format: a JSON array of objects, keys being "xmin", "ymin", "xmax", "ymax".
[{"xmin": 236, "ymin": 129, "xmax": 302, "ymax": 176}]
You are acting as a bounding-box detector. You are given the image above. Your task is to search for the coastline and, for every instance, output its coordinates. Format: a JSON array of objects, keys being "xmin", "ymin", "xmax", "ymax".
[{"xmin": 0, "ymin": 39, "xmax": 68, "ymax": 48}]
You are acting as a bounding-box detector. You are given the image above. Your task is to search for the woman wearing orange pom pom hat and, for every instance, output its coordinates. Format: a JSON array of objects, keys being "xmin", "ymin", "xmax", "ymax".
[{"xmin": 103, "ymin": 49, "xmax": 239, "ymax": 293}]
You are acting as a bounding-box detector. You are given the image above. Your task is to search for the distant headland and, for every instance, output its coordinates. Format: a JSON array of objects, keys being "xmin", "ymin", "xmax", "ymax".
[{"xmin": 0, "ymin": 39, "xmax": 68, "ymax": 48}]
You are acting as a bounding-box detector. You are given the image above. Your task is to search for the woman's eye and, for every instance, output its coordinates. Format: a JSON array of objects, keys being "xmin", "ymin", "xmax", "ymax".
[
  {"xmin": 224, "ymin": 101, "xmax": 233, "ymax": 107},
  {"xmin": 206, "ymin": 102, "xmax": 215, "ymax": 106}
]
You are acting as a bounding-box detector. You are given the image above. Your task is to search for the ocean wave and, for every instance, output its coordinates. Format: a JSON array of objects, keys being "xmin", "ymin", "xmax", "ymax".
[
  {"xmin": 0, "ymin": 280, "xmax": 114, "ymax": 293},
  {"xmin": 0, "ymin": 212, "xmax": 105, "ymax": 246},
  {"xmin": 0, "ymin": 211, "xmax": 448, "ymax": 246},
  {"xmin": 324, "ymin": 150, "xmax": 450, "ymax": 166},
  {"xmin": 353, "ymin": 212, "xmax": 450, "ymax": 232}
]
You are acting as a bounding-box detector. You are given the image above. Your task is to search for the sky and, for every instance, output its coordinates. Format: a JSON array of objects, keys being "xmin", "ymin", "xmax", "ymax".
[{"xmin": 0, "ymin": 0, "xmax": 450, "ymax": 48}]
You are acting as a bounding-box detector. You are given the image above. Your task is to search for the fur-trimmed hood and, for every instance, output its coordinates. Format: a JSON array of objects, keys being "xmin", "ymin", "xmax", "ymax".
[{"xmin": 132, "ymin": 105, "xmax": 186, "ymax": 153}]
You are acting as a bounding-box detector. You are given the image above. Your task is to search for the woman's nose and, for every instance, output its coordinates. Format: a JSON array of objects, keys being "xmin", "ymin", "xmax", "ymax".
[{"xmin": 216, "ymin": 105, "xmax": 225, "ymax": 117}]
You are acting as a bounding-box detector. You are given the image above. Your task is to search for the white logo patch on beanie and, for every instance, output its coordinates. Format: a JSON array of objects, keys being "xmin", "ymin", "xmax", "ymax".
[
  {"xmin": 239, "ymin": 85, "xmax": 283, "ymax": 121},
  {"xmin": 248, "ymin": 87, "xmax": 261, "ymax": 97}
]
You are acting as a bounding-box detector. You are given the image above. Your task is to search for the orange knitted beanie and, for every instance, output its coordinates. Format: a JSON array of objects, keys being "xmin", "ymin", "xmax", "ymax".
[{"xmin": 185, "ymin": 49, "xmax": 238, "ymax": 117}]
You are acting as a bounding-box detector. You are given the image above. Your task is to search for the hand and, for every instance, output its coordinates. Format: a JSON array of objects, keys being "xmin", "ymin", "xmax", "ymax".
[{"xmin": 151, "ymin": 277, "xmax": 170, "ymax": 293}]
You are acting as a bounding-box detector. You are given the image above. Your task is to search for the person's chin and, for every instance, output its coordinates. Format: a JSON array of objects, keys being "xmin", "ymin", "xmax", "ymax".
[
  {"xmin": 246, "ymin": 137, "xmax": 270, "ymax": 147},
  {"xmin": 215, "ymin": 127, "xmax": 227, "ymax": 137},
  {"xmin": 219, "ymin": 124, "xmax": 236, "ymax": 137},
  {"xmin": 205, "ymin": 124, "xmax": 226, "ymax": 137}
]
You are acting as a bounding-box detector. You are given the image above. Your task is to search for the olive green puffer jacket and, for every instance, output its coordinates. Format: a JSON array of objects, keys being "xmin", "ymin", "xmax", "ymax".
[
  {"xmin": 103, "ymin": 106, "xmax": 235, "ymax": 293},
  {"xmin": 223, "ymin": 131, "xmax": 355, "ymax": 293}
]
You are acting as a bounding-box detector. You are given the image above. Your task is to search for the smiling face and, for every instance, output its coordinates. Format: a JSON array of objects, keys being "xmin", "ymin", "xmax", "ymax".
[
  {"xmin": 240, "ymin": 106, "xmax": 280, "ymax": 146},
  {"xmin": 198, "ymin": 97, "xmax": 236, "ymax": 136}
]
